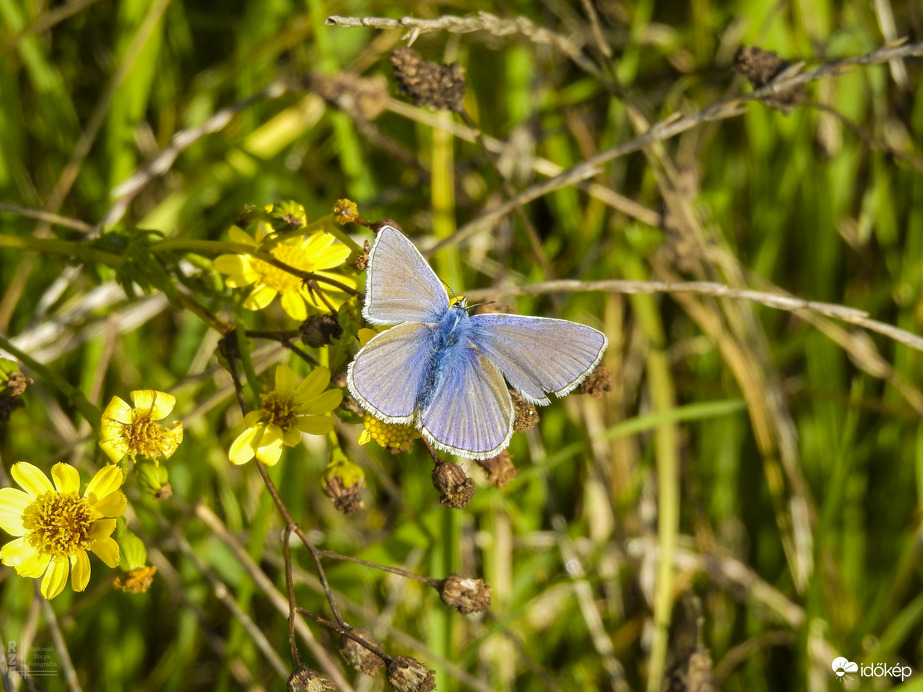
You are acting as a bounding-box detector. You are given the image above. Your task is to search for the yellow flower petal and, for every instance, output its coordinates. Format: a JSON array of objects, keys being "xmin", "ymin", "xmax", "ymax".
[
  {"xmin": 214, "ymin": 254, "xmax": 257, "ymax": 287},
  {"xmin": 295, "ymin": 366, "xmax": 331, "ymax": 399},
  {"xmin": 280, "ymin": 290, "xmax": 307, "ymax": 321},
  {"xmin": 229, "ymin": 427, "xmax": 258, "ymax": 465},
  {"xmin": 242, "ymin": 409, "xmax": 264, "ymax": 427},
  {"xmin": 99, "ymin": 438, "xmax": 127, "ymax": 463},
  {"xmin": 296, "ymin": 416, "xmax": 335, "ymax": 435},
  {"xmin": 255, "ymin": 438, "xmax": 284, "ymax": 465},
  {"xmin": 301, "ymin": 388, "xmax": 344, "ymax": 415},
  {"xmin": 51, "ymin": 462, "xmax": 80, "ymax": 494},
  {"xmin": 91, "ymin": 537, "xmax": 121, "ymax": 568},
  {"xmin": 282, "ymin": 426, "xmax": 302, "ymax": 446},
  {"xmin": 19, "ymin": 550, "xmax": 52, "ymax": 578},
  {"xmin": 311, "ymin": 244, "xmax": 351, "ymax": 270},
  {"xmin": 0, "ymin": 488, "xmax": 31, "ymax": 536},
  {"xmin": 41, "ymin": 557, "xmax": 69, "ymax": 599},
  {"xmin": 1, "ymin": 536, "xmax": 31, "ymax": 567},
  {"xmin": 85, "ymin": 465, "xmax": 124, "ymax": 501},
  {"xmin": 244, "ymin": 284, "xmax": 277, "ymax": 310},
  {"xmin": 89, "ymin": 518, "xmax": 118, "ymax": 543},
  {"xmin": 227, "ymin": 226, "xmax": 257, "ymax": 246},
  {"xmin": 130, "ymin": 390, "xmax": 176, "ymax": 420},
  {"xmin": 302, "ymin": 231, "xmax": 334, "ymax": 253},
  {"xmin": 161, "ymin": 423, "xmax": 184, "ymax": 458},
  {"xmin": 102, "ymin": 396, "xmax": 133, "ymax": 424},
  {"xmin": 70, "ymin": 551, "xmax": 91, "ymax": 592},
  {"xmin": 275, "ymin": 363, "xmax": 298, "ymax": 393},
  {"xmin": 258, "ymin": 423, "xmax": 283, "ymax": 449},
  {"xmin": 357, "ymin": 327, "xmax": 380, "ymax": 347},
  {"xmin": 11, "ymin": 462, "xmax": 53, "ymax": 496},
  {"xmin": 92, "ymin": 491, "xmax": 127, "ymax": 518}
]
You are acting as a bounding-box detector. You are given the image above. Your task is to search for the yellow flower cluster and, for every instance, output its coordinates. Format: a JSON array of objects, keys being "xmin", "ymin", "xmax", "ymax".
[
  {"xmin": 213, "ymin": 222, "xmax": 354, "ymax": 321},
  {"xmin": 229, "ymin": 364, "xmax": 343, "ymax": 466},
  {"xmin": 358, "ymin": 413, "xmax": 420, "ymax": 449},
  {"xmin": 99, "ymin": 390, "xmax": 183, "ymax": 464},
  {"xmin": 0, "ymin": 463, "xmax": 126, "ymax": 599}
]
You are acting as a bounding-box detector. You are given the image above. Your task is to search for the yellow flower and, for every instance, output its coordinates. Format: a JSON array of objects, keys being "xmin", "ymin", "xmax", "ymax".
[
  {"xmin": 113, "ymin": 565, "xmax": 157, "ymax": 593},
  {"xmin": 99, "ymin": 390, "xmax": 183, "ymax": 464},
  {"xmin": 0, "ymin": 462, "xmax": 126, "ymax": 599},
  {"xmin": 358, "ymin": 412, "xmax": 419, "ymax": 450},
  {"xmin": 214, "ymin": 223, "xmax": 355, "ymax": 320},
  {"xmin": 229, "ymin": 364, "xmax": 344, "ymax": 466}
]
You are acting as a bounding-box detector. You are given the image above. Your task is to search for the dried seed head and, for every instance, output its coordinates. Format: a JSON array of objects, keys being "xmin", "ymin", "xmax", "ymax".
[
  {"xmin": 339, "ymin": 627, "xmax": 384, "ymax": 677},
  {"xmin": 439, "ymin": 574, "xmax": 492, "ymax": 615},
  {"xmin": 432, "ymin": 461, "xmax": 475, "ymax": 509},
  {"xmin": 386, "ymin": 656, "xmax": 436, "ymax": 692},
  {"xmin": 510, "ymin": 390, "xmax": 539, "ymax": 431},
  {"xmin": 734, "ymin": 45, "xmax": 790, "ymax": 86},
  {"xmin": 287, "ymin": 666, "xmax": 335, "ymax": 692},
  {"xmin": 300, "ymin": 313, "xmax": 344, "ymax": 348},
  {"xmin": 578, "ymin": 364, "xmax": 612, "ymax": 397},
  {"xmin": 733, "ymin": 45, "xmax": 802, "ymax": 112},
  {"xmin": 390, "ymin": 47, "xmax": 466, "ymax": 112},
  {"xmin": 476, "ymin": 451, "xmax": 518, "ymax": 489},
  {"xmin": 4, "ymin": 370, "xmax": 32, "ymax": 396}
]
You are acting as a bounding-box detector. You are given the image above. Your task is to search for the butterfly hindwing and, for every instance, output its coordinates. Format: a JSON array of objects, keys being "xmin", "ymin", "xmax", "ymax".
[
  {"xmin": 470, "ymin": 313, "xmax": 608, "ymax": 405},
  {"xmin": 420, "ymin": 346, "xmax": 514, "ymax": 460},
  {"xmin": 347, "ymin": 322, "xmax": 437, "ymax": 424},
  {"xmin": 363, "ymin": 225, "xmax": 449, "ymax": 326}
]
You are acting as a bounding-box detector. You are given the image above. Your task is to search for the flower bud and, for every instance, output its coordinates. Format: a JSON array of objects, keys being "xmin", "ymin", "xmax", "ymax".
[
  {"xmin": 333, "ymin": 198, "xmax": 359, "ymax": 225},
  {"xmin": 321, "ymin": 460, "xmax": 366, "ymax": 514},
  {"xmin": 510, "ymin": 390, "xmax": 538, "ymax": 432},
  {"xmin": 439, "ymin": 574, "xmax": 492, "ymax": 615},
  {"xmin": 269, "ymin": 201, "xmax": 307, "ymax": 232},
  {"xmin": 136, "ymin": 460, "xmax": 172, "ymax": 500},
  {"xmin": 339, "ymin": 627, "xmax": 384, "ymax": 677},
  {"xmin": 385, "ymin": 656, "xmax": 436, "ymax": 692},
  {"xmin": 476, "ymin": 451, "xmax": 518, "ymax": 489},
  {"xmin": 118, "ymin": 529, "xmax": 149, "ymax": 572},
  {"xmin": 432, "ymin": 461, "xmax": 475, "ymax": 509},
  {"xmin": 286, "ymin": 666, "xmax": 334, "ymax": 692},
  {"xmin": 578, "ymin": 364, "xmax": 612, "ymax": 397},
  {"xmin": 300, "ymin": 313, "xmax": 343, "ymax": 348}
]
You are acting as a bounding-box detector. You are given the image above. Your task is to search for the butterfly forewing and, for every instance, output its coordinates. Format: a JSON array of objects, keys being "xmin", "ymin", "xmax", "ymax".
[
  {"xmin": 470, "ymin": 314, "xmax": 608, "ymax": 405},
  {"xmin": 420, "ymin": 348, "xmax": 514, "ymax": 460},
  {"xmin": 347, "ymin": 322, "xmax": 437, "ymax": 423},
  {"xmin": 364, "ymin": 226, "xmax": 449, "ymax": 326}
]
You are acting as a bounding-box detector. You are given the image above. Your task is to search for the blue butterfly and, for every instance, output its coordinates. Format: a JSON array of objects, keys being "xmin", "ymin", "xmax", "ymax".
[{"xmin": 347, "ymin": 226, "xmax": 608, "ymax": 460}]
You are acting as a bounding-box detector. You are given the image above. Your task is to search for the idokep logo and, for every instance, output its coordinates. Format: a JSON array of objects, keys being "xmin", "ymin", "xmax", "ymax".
[
  {"xmin": 832, "ymin": 657, "xmax": 858, "ymax": 682},
  {"xmin": 832, "ymin": 656, "xmax": 913, "ymax": 683}
]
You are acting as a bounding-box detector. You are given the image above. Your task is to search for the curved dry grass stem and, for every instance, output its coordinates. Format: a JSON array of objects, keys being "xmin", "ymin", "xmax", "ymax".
[
  {"xmin": 463, "ymin": 278, "xmax": 923, "ymax": 354},
  {"xmin": 325, "ymin": 12, "xmax": 583, "ymax": 58}
]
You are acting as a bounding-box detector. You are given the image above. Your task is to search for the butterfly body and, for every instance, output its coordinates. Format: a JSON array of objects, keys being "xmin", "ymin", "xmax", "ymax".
[
  {"xmin": 347, "ymin": 226, "xmax": 607, "ymax": 460},
  {"xmin": 420, "ymin": 303, "xmax": 474, "ymax": 405}
]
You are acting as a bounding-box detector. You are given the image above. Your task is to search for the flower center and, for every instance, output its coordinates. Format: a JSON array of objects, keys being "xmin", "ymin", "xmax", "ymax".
[
  {"xmin": 127, "ymin": 416, "xmax": 167, "ymax": 456},
  {"xmin": 260, "ymin": 391, "xmax": 298, "ymax": 430},
  {"xmin": 253, "ymin": 242, "xmax": 313, "ymax": 293},
  {"xmin": 22, "ymin": 492, "xmax": 96, "ymax": 558}
]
